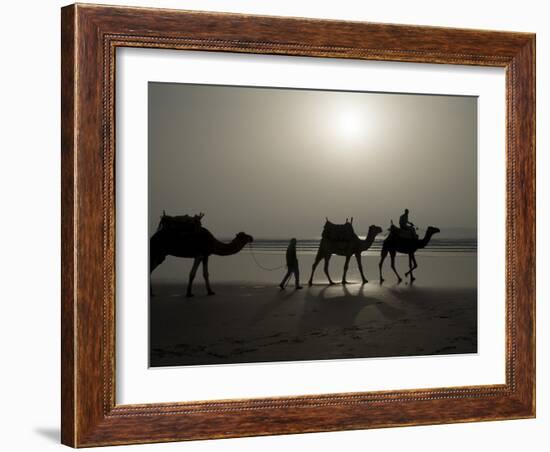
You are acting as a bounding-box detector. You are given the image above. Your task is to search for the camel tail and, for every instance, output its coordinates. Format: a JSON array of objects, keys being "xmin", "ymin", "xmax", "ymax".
[{"xmin": 149, "ymin": 231, "xmax": 167, "ymax": 273}]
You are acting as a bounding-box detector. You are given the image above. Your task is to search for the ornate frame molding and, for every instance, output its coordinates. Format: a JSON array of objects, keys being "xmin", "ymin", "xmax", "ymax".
[{"xmin": 61, "ymin": 4, "xmax": 535, "ymax": 447}]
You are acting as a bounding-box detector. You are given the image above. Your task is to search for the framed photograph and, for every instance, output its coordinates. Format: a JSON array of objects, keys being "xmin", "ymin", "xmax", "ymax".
[{"xmin": 61, "ymin": 4, "xmax": 535, "ymax": 447}]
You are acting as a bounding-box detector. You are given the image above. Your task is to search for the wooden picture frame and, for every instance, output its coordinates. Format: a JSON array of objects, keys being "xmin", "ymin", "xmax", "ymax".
[{"xmin": 61, "ymin": 3, "xmax": 535, "ymax": 447}]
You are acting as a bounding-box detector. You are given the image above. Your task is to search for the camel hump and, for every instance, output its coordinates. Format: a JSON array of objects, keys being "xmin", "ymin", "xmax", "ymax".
[{"xmin": 322, "ymin": 219, "xmax": 357, "ymax": 242}]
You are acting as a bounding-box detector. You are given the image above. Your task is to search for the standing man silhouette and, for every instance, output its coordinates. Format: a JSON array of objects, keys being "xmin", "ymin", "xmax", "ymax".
[{"xmin": 279, "ymin": 238, "xmax": 303, "ymax": 290}]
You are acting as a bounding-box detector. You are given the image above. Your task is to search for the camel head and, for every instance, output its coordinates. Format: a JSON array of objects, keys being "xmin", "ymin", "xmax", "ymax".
[
  {"xmin": 369, "ymin": 225, "xmax": 383, "ymax": 236},
  {"xmin": 365, "ymin": 225, "xmax": 383, "ymax": 244},
  {"xmin": 419, "ymin": 226, "xmax": 440, "ymax": 247},
  {"xmin": 426, "ymin": 226, "xmax": 441, "ymax": 236},
  {"xmin": 235, "ymin": 232, "xmax": 254, "ymax": 244}
]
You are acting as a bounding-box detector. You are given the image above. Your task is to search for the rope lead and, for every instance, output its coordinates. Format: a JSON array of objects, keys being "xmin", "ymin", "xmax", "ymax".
[{"xmin": 248, "ymin": 244, "xmax": 285, "ymax": 271}]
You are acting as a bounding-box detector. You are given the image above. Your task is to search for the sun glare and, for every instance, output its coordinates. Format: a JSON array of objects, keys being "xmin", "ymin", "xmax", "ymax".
[{"xmin": 334, "ymin": 108, "xmax": 365, "ymax": 144}]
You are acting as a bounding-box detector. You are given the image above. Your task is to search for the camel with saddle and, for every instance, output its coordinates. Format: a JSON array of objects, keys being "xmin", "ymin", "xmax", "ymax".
[
  {"xmin": 308, "ymin": 217, "xmax": 382, "ymax": 286},
  {"xmin": 150, "ymin": 212, "xmax": 253, "ymax": 297}
]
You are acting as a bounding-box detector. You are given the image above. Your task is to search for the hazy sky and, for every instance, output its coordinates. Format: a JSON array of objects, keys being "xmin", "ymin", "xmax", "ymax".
[{"xmin": 149, "ymin": 82, "xmax": 477, "ymax": 239}]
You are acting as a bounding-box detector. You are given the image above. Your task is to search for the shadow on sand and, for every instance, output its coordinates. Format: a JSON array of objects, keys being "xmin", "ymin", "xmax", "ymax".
[{"xmin": 149, "ymin": 280, "xmax": 476, "ymax": 367}]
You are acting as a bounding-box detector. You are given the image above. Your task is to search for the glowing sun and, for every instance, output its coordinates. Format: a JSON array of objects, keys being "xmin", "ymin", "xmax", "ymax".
[{"xmin": 334, "ymin": 108, "xmax": 365, "ymax": 144}]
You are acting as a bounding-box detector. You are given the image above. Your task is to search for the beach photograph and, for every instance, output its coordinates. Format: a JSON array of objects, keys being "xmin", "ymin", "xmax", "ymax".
[{"xmin": 148, "ymin": 82, "xmax": 478, "ymax": 367}]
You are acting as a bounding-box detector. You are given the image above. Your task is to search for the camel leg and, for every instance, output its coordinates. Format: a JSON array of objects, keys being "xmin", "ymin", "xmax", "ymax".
[
  {"xmin": 404, "ymin": 253, "xmax": 418, "ymax": 278},
  {"xmin": 202, "ymin": 256, "xmax": 215, "ymax": 295},
  {"xmin": 355, "ymin": 253, "xmax": 368, "ymax": 284},
  {"xmin": 308, "ymin": 252, "xmax": 323, "ymax": 286},
  {"xmin": 379, "ymin": 249, "xmax": 388, "ymax": 283},
  {"xmin": 324, "ymin": 255, "xmax": 335, "ymax": 285},
  {"xmin": 404, "ymin": 254, "xmax": 413, "ymax": 283},
  {"xmin": 149, "ymin": 234, "xmax": 166, "ymax": 274},
  {"xmin": 390, "ymin": 251, "xmax": 402, "ymax": 283},
  {"xmin": 405, "ymin": 254, "xmax": 412, "ymax": 276},
  {"xmin": 342, "ymin": 255, "xmax": 351, "ymax": 284},
  {"xmin": 149, "ymin": 252, "xmax": 166, "ymax": 297},
  {"xmin": 408, "ymin": 254, "xmax": 418, "ymax": 282},
  {"xmin": 186, "ymin": 257, "xmax": 202, "ymax": 297}
]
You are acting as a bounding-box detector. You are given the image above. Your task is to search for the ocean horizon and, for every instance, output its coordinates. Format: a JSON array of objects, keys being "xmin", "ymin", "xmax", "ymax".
[{"xmin": 247, "ymin": 237, "xmax": 476, "ymax": 256}]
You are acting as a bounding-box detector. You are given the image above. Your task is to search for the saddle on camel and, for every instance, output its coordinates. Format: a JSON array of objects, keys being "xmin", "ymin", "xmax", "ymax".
[
  {"xmin": 322, "ymin": 217, "xmax": 358, "ymax": 242},
  {"xmin": 158, "ymin": 211, "xmax": 204, "ymax": 234},
  {"xmin": 388, "ymin": 220, "xmax": 419, "ymax": 240}
]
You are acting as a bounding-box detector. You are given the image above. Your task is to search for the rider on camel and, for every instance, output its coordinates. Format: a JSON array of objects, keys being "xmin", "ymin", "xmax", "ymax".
[{"xmin": 399, "ymin": 209, "xmax": 417, "ymax": 238}]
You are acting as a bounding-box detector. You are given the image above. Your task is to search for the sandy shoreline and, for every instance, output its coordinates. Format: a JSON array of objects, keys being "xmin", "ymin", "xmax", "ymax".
[{"xmin": 150, "ymin": 254, "xmax": 477, "ymax": 367}]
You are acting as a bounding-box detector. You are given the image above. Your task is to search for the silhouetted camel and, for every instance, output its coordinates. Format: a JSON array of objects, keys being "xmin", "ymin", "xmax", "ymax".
[
  {"xmin": 379, "ymin": 225, "xmax": 440, "ymax": 283},
  {"xmin": 308, "ymin": 223, "xmax": 383, "ymax": 286},
  {"xmin": 150, "ymin": 216, "xmax": 253, "ymax": 297}
]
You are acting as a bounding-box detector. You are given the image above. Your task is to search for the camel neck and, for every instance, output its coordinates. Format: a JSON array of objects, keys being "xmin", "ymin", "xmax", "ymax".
[
  {"xmin": 419, "ymin": 231, "xmax": 434, "ymax": 249},
  {"xmin": 360, "ymin": 230, "xmax": 377, "ymax": 250},
  {"xmin": 211, "ymin": 238, "xmax": 246, "ymax": 256}
]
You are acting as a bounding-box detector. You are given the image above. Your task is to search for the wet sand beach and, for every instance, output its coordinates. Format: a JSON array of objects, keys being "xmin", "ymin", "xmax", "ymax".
[{"xmin": 150, "ymin": 253, "xmax": 477, "ymax": 367}]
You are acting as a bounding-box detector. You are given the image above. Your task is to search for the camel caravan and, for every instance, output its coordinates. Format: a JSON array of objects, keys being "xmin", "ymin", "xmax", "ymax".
[{"xmin": 149, "ymin": 210, "xmax": 439, "ymax": 297}]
